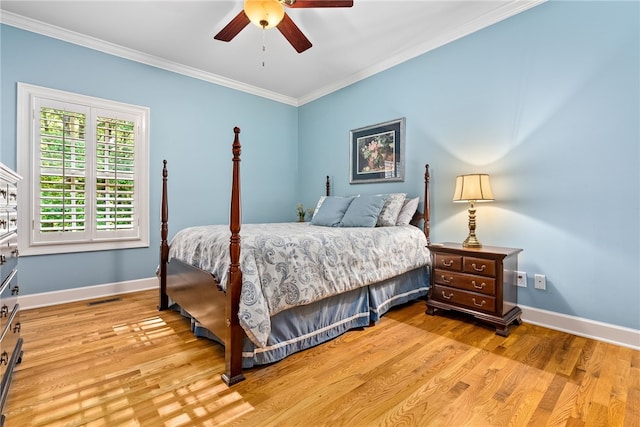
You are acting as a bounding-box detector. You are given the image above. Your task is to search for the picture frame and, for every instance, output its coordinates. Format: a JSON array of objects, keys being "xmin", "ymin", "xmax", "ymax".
[{"xmin": 350, "ymin": 117, "xmax": 405, "ymax": 184}]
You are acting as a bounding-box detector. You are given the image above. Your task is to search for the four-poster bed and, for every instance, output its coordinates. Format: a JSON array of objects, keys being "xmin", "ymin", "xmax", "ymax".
[{"xmin": 158, "ymin": 127, "xmax": 432, "ymax": 386}]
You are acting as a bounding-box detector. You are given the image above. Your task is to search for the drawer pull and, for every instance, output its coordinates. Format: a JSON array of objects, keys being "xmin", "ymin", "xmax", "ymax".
[
  {"xmin": 0, "ymin": 305, "xmax": 7, "ymax": 317},
  {"xmin": 442, "ymin": 259, "xmax": 454, "ymax": 267},
  {"xmin": 472, "ymin": 281, "xmax": 486, "ymax": 289},
  {"xmin": 471, "ymin": 263, "xmax": 486, "ymax": 272},
  {"xmin": 0, "ymin": 219, "xmax": 5, "ymax": 228},
  {"xmin": 472, "ymin": 298, "xmax": 486, "ymax": 307},
  {"xmin": 441, "ymin": 291, "xmax": 454, "ymax": 300},
  {"xmin": 11, "ymin": 285, "xmax": 19, "ymax": 295},
  {"xmin": 440, "ymin": 275, "xmax": 452, "ymax": 284},
  {"xmin": 0, "ymin": 351, "xmax": 7, "ymax": 365},
  {"xmin": 0, "ymin": 189, "xmax": 5, "ymax": 198},
  {"xmin": 0, "ymin": 254, "xmax": 5, "ymax": 265},
  {"xmin": 9, "ymin": 192, "xmax": 16, "ymax": 201},
  {"xmin": 13, "ymin": 322, "xmax": 21, "ymax": 333}
]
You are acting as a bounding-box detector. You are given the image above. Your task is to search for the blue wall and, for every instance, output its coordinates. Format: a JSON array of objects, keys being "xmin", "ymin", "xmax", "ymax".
[
  {"xmin": 298, "ymin": 1, "xmax": 639, "ymax": 330},
  {"xmin": 1, "ymin": 0, "xmax": 638, "ymax": 330},
  {"xmin": 1, "ymin": 25, "xmax": 299, "ymax": 294}
]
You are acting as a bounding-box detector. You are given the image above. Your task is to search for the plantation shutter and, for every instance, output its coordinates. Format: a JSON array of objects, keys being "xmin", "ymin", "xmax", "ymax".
[
  {"xmin": 19, "ymin": 83, "xmax": 149, "ymax": 255},
  {"xmin": 35, "ymin": 99, "xmax": 90, "ymax": 243},
  {"xmin": 33, "ymin": 100, "xmax": 141, "ymax": 245},
  {"xmin": 94, "ymin": 111, "xmax": 137, "ymax": 237}
]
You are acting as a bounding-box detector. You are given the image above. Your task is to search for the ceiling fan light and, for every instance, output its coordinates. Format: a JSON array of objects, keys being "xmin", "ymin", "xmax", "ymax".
[{"xmin": 244, "ymin": 0, "xmax": 285, "ymax": 29}]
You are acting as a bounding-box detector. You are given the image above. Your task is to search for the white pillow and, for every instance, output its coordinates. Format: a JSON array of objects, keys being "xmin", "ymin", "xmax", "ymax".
[
  {"xmin": 395, "ymin": 197, "xmax": 420, "ymax": 225},
  {"xmin": 376, "ymin": 193, "xmax": 406, "ymax": 226}
]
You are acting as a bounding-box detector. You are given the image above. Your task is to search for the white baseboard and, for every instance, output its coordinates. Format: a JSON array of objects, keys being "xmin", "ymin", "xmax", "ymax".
[
  {"xmin": 520, "ymin": 304, "xmax": 640, "ymax": 351},
  {"xmin": 19, "ymin": 277, "xmax": 158, "ymax": 310},
  {"xmin": 18, "ymin": 281, "xmax": 640, "ymax": 351}
]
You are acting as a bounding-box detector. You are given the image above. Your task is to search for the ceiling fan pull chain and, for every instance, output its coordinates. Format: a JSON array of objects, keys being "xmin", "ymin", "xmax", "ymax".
[{"xmin": 262, "ymin": 26, "xmax": 266, "ymax": 67}]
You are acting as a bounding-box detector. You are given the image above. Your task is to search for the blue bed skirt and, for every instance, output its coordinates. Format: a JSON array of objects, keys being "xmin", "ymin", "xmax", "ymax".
[{"xmin": 177, "ymin": 266, "xmax": 429, "ymax": 367}]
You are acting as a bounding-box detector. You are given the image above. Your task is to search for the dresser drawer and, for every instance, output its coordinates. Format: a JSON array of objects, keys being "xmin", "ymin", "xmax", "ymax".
[
  {"xmin": 6, "ymin": 212, "xmax": 17, "ymax": 234},
  {"xmin": 0, "ymin": 181, "xmax": 8, "ymax": 206},
  {"xmin": 433, "ymin": 268, "xmax": 496, "ymax": 295},
  {"xmin": 5, "ymin": 183, "xmax": 17, "ymax": 209},
  {"xmin": 0, "ymin": 305, "xmax": 20, "ymax": 382},
  {"xmin": 433, "ymin": 253, "xmax": 462, "ymax": 271},
  {"xmin": 432, "ymin": 284, "xmax": 496, "ymax": 313},
  {"xmin": 462, "ymin": 256, "xmax": 496, "ymax": 277},
  {"xmin": 0, "ymin": 269, "xmax": 18, "ymax": 336},
  {"xmin": 0, "ymin": 248, "xmax": 17, "ymax": 292}
]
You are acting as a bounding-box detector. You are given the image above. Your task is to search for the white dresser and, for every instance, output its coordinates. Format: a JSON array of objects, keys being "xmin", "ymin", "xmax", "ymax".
[{"xmin": 0, "ymin": 163, "xmax": 21, "ymax": 426}]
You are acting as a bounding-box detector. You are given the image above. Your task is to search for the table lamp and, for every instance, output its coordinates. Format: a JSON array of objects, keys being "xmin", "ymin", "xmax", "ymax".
[{"xmin": 453, "ymin": 173, "xmax": 494, "ymax": 248}]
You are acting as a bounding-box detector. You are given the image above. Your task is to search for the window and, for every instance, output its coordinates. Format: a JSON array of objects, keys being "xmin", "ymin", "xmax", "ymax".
[{"xmin": 17, "ymin": 83, "xmax": 149, "ymax": 255}]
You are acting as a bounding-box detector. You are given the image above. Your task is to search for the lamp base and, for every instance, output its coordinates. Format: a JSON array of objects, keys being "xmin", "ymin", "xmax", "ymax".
[
  {"xmin": 463, "ymin": 234, "xmax": 482, "ymax": 248},
  {"xmin": 463, "ymin": 203, "xmax": 482, "ymax": 248}
]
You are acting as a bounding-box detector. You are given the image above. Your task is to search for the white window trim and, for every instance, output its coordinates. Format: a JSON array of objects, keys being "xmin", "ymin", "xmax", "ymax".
[{"xmin": 17, "ymin": 83, "xmax": 150, "ymax": 256}]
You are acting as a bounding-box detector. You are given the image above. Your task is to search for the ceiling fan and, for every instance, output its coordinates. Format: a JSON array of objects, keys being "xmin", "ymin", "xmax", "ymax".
[{"xmin": 214, "ymin": 0, "xmax": 354, "ymax": 53}]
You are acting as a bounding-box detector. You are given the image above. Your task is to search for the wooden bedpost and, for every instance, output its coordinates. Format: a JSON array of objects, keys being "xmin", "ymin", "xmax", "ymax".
[
  {"xmin": 159, "ymin": 160, "xmax": 169, "ymax": 310},
  {"xmin": 325, "ymin": 175, "xmax": 330, "ymax": 196},
  {"xmin": 424, "ymin": 164, "xmax": 430, "ymax": 245},
  {"xmin": 222, "ymin": 127, "xmax": 246, "ymax": 386}
]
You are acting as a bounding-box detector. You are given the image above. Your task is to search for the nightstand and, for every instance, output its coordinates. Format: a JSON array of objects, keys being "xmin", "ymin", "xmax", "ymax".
[{"xmin": 426, "ymin": 242, "xmax": 523, "ymax": 336}]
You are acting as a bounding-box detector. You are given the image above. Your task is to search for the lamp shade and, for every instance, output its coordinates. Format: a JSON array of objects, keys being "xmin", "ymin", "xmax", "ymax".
[
  {"xmin": 244, "ymin": 0, "xmax": 285, "ymax": 29},
  {"xmin": 453, "ymin": 174, "xmax": 494, "ymax": 202}
]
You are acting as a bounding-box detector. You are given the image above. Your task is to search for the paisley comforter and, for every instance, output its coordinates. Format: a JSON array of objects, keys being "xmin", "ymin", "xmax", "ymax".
[{"xmin": 168, "ymin": 222, "xmax": 430, "ymax": 347}]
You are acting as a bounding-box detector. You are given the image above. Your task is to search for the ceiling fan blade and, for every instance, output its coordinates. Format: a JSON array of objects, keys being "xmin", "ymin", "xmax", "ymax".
[
  {"xmin": 214, "ymin": 10, "xmax": 250, "ymax": 42},
  {"xmin": 286, "ymin": 0, "xmax": 353, "ymax": 8},
  {"xmin": 277, "ymin": 13, "xmax": 312, "ymax": 53}
]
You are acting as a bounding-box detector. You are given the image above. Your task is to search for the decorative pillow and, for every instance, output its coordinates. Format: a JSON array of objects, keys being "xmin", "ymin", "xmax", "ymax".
[
  {"xmin": 340, "ymin": 194, "xmax": 388, "ymax": 227},
  {"xmin": 311, "ymin": 196, "xmax": 355, "ymax": 227},
  {"xmin": 376, "ymin": 193, "xmax": 407, "ymax": 227},
  {"xmin": 395, "ymin": 197, "xmax": 420, "ymax": 226}
]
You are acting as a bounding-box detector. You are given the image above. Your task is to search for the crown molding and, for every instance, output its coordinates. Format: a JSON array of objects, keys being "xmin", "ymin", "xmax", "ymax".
[
  {"xmin": 0, "ymin": 10, "xmax": 299, "ymax": 107},
  {"xmin": 298, "ymin": 0, "xmax": 546, "ymax": 105},
  {"xmin": 2, "ymin": 1, "xmax": 545, "ymax": 107}
]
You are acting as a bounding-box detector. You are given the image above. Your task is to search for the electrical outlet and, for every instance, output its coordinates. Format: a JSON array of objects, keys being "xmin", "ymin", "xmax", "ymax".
[
  {"xmin": 516, "ymin": 271, "xmax": 527, "ymax": 287},
  {"xmin": 534, "ymin": 274, "xmax": 546, "ymax": 290}
]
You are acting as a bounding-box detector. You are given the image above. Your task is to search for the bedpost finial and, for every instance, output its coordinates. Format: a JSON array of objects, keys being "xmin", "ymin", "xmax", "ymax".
[
  {"xmin": 162, "ymin": 160, "xmax": 168, "ymax": 177},
  {"xmin": 234, "ymin": 126, "xmax": 240, "ymax": 134}
]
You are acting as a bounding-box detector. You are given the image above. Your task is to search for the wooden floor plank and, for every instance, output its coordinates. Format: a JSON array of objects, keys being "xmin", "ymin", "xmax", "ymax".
[{"xmin": 4, "ymin": 290, "xmax": 638, "ymax": 426}]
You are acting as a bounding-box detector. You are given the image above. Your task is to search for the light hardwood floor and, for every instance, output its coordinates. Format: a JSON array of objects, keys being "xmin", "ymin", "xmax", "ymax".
[{"xmin": 4, "ymin": 290, "xmax": 639, "ymax": 426}]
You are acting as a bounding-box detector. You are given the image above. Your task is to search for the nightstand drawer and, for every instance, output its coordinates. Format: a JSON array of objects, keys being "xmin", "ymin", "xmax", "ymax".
[
  {"xmin": 433, "ymin": 254, "xmax": 462, "ymax": 271},
  {"xmin": 463, "ymin": 257, "xmax": 496, "ymax": 277},
  {"xmin": 433, "ymin": 268, "xmax": 496, "ymax": 295},
  {"xmin": 432, "ymin": 284, "xmax": 496, "ymax": 313}
]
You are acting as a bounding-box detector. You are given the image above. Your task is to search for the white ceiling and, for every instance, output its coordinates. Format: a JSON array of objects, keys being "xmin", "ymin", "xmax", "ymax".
[{"xmin": 0, "ymin": 0, "xmax": 543, "ymax": 106}]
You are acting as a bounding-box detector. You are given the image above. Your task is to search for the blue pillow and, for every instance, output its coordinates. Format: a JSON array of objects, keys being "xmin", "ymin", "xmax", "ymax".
[
  {"xmin": 340, "ymin": 194, "xmax": 388, "ymax": 227},
  {"xmin": 311, "ymin": 196, "xmax": 355, "ymax": 227}
]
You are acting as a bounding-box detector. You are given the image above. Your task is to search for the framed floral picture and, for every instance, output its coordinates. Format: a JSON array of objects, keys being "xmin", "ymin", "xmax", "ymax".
[{"xmin": 350, "ymin": 117, "xmax": 405, "ymax": 184}]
